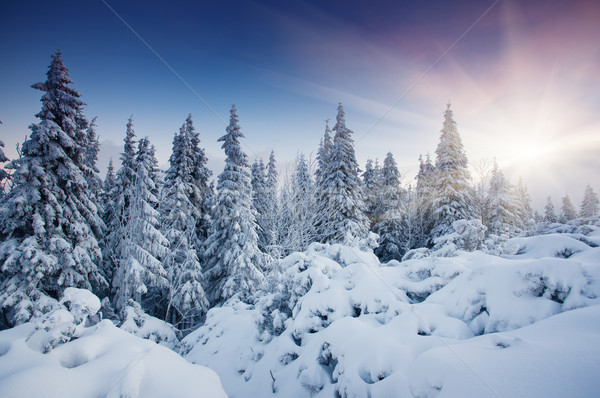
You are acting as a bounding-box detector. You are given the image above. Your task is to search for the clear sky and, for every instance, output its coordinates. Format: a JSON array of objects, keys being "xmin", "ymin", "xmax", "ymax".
[{"xmin": 1, "ymin": 0, "xmax": 599, "ymax": 210}]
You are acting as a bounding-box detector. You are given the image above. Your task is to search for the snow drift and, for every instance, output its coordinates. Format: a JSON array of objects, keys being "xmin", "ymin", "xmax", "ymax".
[
  {"xmin": 181, "ymin": 233, "xmax": 600, "ymax": 398},
  {"xmin": 0, "ymin": 288, "xmax": 227, "ymax": 398}
]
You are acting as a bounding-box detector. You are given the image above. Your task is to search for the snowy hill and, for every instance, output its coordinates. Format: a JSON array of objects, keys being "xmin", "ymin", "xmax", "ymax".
[
  {"xmin": 181, "ymin": 232, "xmax": 600, "ymax": 398},
  {"xmin": 0, "ymin": 288, "xmax": 227, "ymax": 398}
]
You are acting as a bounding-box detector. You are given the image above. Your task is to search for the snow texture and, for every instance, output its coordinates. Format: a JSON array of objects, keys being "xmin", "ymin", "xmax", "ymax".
[
  {"xmin": 0, "ymin": 288, "xmax": 227, "ymax": 398},
  {"xmin": 182, "ymin": 233, "xmax": 600, "ymax": 398}
]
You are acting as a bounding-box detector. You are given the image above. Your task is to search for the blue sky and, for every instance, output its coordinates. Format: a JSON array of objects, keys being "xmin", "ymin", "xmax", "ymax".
[{"xmin": 1, "ymin": 0, "xmax": 599, "ymax": 209}]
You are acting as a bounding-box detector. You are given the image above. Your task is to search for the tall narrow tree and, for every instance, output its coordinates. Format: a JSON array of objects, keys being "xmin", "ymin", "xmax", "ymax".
[
  {"xmin": 580, "ymin": 185, "xmax": 599, "ymax": 218},
  {"xmin": 321, "ymin": 103, "xmax": 368, "ymax": 243},
  {"xmin": 560, "ymin": 194, "xmax": 577, "ymax": 223},
  {"xmin": 544, "ymin": 196, "xmax": 557, "ymax": 223},
  {"xmin": 160, "ymin": 124, "xmax": 208, "ymax": 329},
  {"xmin": 204, "ymin": 105, "xmax": 265, "ymax": 305},
  {"xmin": 431, "ymin": 102, "xmax": 473, "ymax": 239},
  {"xmin": 112, "ymin": 137, "xmax": 169, "ymax": 314},
  {"xmin": 0, "ymin": 52, "xmax": 105, "ymax": 325}
]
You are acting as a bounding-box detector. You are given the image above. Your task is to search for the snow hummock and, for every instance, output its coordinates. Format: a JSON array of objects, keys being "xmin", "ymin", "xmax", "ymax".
[
  {"xmin": 0, "ymin": 288, "xmax": 227, "ymax": 398},
  {"xmin": 181, "ymin": 235, "xmax": 600, "ymax": 398}
]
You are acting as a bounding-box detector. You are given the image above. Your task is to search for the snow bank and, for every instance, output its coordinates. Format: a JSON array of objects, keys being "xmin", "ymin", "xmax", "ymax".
[
  {"xmin": 181, "ymin": 236, "xmax": 600, "ymax": 398},
  {"xmin": 0, "ymin": 288, "xmax": 227, "ymax": 398}
]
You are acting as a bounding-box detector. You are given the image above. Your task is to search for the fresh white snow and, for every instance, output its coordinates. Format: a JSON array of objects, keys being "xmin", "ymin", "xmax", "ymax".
[
  {"xmin": 180, "ymin": 233, "xmax": 600, "ymax": 398},
  {"xmin": 0, "ymin": 288, "xmax": 227, "ymax": 398}
]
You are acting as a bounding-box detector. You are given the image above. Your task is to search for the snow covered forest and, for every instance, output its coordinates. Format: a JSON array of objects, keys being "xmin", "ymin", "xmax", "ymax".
[{"xmin": 1, "ymin": 53, "xmax": 600, "ymax": 398}]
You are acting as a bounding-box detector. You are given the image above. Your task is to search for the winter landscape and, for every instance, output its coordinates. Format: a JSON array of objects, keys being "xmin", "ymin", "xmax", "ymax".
[{"xmin": 1, "ymin": 1, "xmax": 600, "ymax": 397}]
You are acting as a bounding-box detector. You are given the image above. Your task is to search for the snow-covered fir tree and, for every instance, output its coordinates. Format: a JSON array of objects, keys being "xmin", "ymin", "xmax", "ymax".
[
  {"xmin": 486, "ymin": 161, "xmax": 522, "ymax": 236},
  {"xmin": 431, "ymin": 102, "xmax": 473, "ymax": 239},
  {"xmin": 314, "ymin": 120, "xmax": 333, "ymax": 241},
  {"xmin": 184, "ymin": 114, "xmax": 212, "ymax": 243},
  {"xmin": 82, "ymin": 117, "xmax": 105, "ymax": 235},
  {"xmin": 580, "ymin": 185, "xmax": 599, "ymax": 218},
  {"xmin": 263, "ymin": 151, "xmax": 280, "ymax": 258},
  {"xmin": 102, "ymin": 117, "xmax": 138, "ymax": 294},
  {"xmin": 160, "ymin": 123, "xmax": 209, "ymax": 330},
  {"xmin": 251, "ymin": 158, "xmax": 270, "ymax": 253},
  {"xmin": 279, "ymin": 153, "xmax": 318, "ymax": 255},
  {"xmin": 560, "ymin": 194, "xmax": 577, "ymax": 223},
  {"xmin": 112, "ymin": 137, "xmax": 169, "ymax": 315},
  {"xmin": 0, "ymin": 52, "xmax": 106, "ymax": 325},
  {"xmin": 103, "ymin": 159, "xmax": 116, "ymax": 203},
  {"xmin": 373, "ymin": 152, "xmax": 409, "ymax": 261},
  {"xmin": 544, "ymin": 196, "xmax": 558, "ymax": 223},
  {"xmin": 204, "ymin": 105, "xmax": 265, "ymax": 305},
  {"xmin": 321, "ymin": 103, "xmax": 369, "ymax": 243},
  {"xmin": 515, "ymin": 177, "xmax": 534, "ymax": 229},
  {"xmin": 412, "ymin": 154, "xmax": 436, "ymax": 247},
  {"xmin": 362, "ymin": 158, "xmax": 382, "ymax": 226}
]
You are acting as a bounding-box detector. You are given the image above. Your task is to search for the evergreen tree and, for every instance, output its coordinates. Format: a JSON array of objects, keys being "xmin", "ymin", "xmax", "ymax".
[
  {"xmin": 204, "ymin": 105, "xmax": 265, "ymax": 305},
  {"xmin": 560, "ymin": 194, "xmax": 577, "ymax": 223},
  {"xmin": 314, "ymin": 120, "xmax": 333, "ymax": 241},
  {"xmin": 251, "ymin": 158, "xmax": 269, "ymax": 252},
  {"xmin": 362, "ymin": 158, "xmax": 382, "ymax": 226},
  {"xmin": 184, "ymin": 114, "xmax": 212, "ymax": 243},
  {"xmin": 279, "ymin": 154, "xmax": 317, "ymax": 255},
  {"xmin": 544, "ymin": 196, "xmax": 557, "ymax": 223},
  {"xmin": 580, "ymin": 185, "xmax": 599, "ymax": 218},
  {"xmin": 486, "ymin": 161, "xmax": 522, "ymax": 236},
  {"xmin": 373, "ymin": 152, "xmax": 408, "ymax": 261},
  {"xmin": 160, "ymin": 125, "xmax": 208, "ymax": 330},
  {"xmin": 103, "ymin": 159, "xmax": 116, "ymax": 203},
  {"xmin": 412, "ymin": 154, "xmax": 436, "ymax": 247},
  {"xmin": 102, "ymin": 117, "xmax": 137, "ymax": 294},
  {"xmin": 0, "ymin": 52, "xmax": 106, "ymax": 325},
  {"xmin": 264, "ymin": 151, "xmax": 280, "ymax": 258},
  {"xmin": 112, "ymin": 137, "xmax": 169, "ymax": 314},
  {"xmin": 516, "ymin": 177, "xmax": 534, "ymax": 230},
  {"xmin": 431, "ymin": 102, "xmax": 473, "ymax": 239},
  {"xmin": 82, "ymin": 117, "xmax": 105, "ymax": 236},
  {"xmin": 321, "ymin": 103, "xmax": 369, "ymax": 243}
]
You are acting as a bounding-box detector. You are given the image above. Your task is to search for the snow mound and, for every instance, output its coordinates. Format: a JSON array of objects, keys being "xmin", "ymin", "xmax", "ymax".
[
  {"xmin": 0, "ymin": 288, "xmax": 227, "ymax": 398},
  {"xmin": 181, "ymin": 236, "xmax": 600, "ymax": 398}
]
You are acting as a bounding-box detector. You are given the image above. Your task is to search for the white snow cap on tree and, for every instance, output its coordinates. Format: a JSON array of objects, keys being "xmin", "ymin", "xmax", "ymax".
[
  {"xmin": 320, "ymin": 103, "xmax": 369, "ymax": 243},
  {"xmin": 0, "ymin": 51, "xmax": 105, "ymax": 326},
  {"xmin": 431, "ymin": 101, "xmax": 474, "ymax": 239},
  {"xmin": 204, "ymin": 105, "xmax": 265, "ymax": 305}
]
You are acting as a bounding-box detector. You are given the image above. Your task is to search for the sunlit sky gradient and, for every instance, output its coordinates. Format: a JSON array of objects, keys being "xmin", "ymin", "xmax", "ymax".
[{"xmin": 1, "ymin": 0, "xmax": 599, "ymax": 210}]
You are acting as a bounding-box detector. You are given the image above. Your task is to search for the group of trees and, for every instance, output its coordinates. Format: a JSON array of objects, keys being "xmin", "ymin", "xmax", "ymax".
[{"xmin": 1, "ymin": 52, "xmax": 599, "ymax": 332}]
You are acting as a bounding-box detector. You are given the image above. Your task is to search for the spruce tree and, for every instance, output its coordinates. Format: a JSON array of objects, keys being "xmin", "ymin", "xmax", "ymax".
[
  {"xmin": 112, "ymin": 137, "xmax": 169, "ymax": 314},
  {"xmin": 0, "ymin": 138, "xmax": 10, "ymax": 197},
  {"xmin": 102, "ymin": 117, "xmax": 137, "ymax": 295},
  {"xmin": 516, "ymin": 177, "xmax": 534, "ymax": 230},
  {"xmin": 251, "ymin": 158, "xmax": 269, "ymax": 252},
  {"xmin": 431, "ymin": 102, "xmax": 473, "ymax": 239},
  {"xmin": 486, "ymin": 161, "xmax": 522, "ymax": 236},
  {"xmin": 373, "ymin": 152, "xmax": 408, "ymax": 261},
  {"xmin": 264, "ymin": 151, "xmax": 280, "ymax": 257},
  {"xmin": 544, "ymin": 196, "xmax": 558, "ymax": 223},
  {"xmin": 560, "ymin": 194, "xmax": 577, "ymax": 223},
  {"xmin": 160, "ymin": 124, "xmax": 208, "ymax": 330},
  {"xmin": 0, "ymin": 52, "xmax": 106, "ymax": 325},
  {"xmin": 321, "ymin": 103, "xmax": 369, "ymax": 243},
  {"xmin": 580, "ymin": 185, "xmax": 599, "ymax": 218},
  {"xmin": 362, "ymin": 158, "xmax": 382, "ymax": 225},
  {"xmin": 279, "ymin": 154, "xmax": 317, "ymax": 255},
  {"xmin": 314, "ymin": 120, "xmax": 333, "ymax": 242},
  {"xmin": 204, "ymin": 105, "xmax": 265, "ymax": 305}
]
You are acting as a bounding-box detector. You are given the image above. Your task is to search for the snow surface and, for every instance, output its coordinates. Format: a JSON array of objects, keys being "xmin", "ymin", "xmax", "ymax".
[
  {"xmin": 181, "ymin": 235, "xmax": 600, "ymax": 398},
  {"xmin": 0, "ymin": 288, "xmax": 227, "ymax": 398}
]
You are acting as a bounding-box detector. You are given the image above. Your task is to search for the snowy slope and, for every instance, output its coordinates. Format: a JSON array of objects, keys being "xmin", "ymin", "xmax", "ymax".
[
  {"xmin": 181, "ymin": 234, "xmax": 600, "ymax": 398},
  {"xmin": 0, "ymin": 288, "xmax": 227, "ymax": 398}
]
